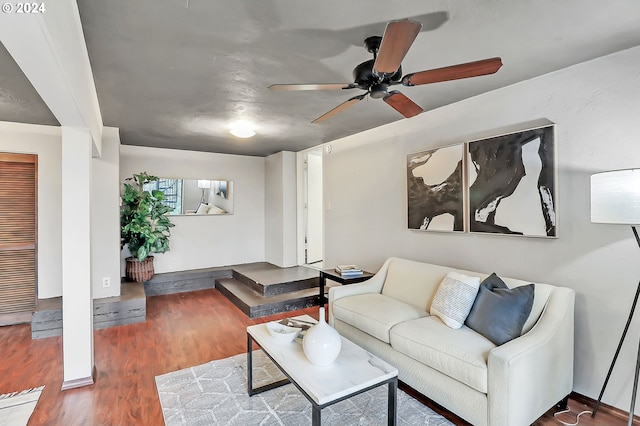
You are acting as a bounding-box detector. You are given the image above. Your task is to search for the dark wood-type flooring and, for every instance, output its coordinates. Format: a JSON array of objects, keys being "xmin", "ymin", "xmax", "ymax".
[{"xmin": 0, "ymin": 288, "xmax": 633, "ymax": 425}]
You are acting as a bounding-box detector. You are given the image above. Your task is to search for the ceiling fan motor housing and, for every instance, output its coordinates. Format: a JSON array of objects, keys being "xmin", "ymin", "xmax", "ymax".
[
  {"xmin": 364, "ymin": 36, "xmax": 383, "ymax": 54},
  {"xmin": 370, "ymin": 83, "xmax": 390, "ymax": 99},
  {"xmin": 353, "ymin": 59, "xmax": 402, "ymax": 90}
]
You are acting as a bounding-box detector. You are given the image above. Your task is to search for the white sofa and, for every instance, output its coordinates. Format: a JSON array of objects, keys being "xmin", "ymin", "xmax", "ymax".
[{"xmin": 328, "ymin": 257, "xmax": 575, "ymax": 426}]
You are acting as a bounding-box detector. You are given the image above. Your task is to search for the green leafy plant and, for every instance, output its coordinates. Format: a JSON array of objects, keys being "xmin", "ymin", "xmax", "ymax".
[{"xmin": 120, "ymin": 172, "xmax": 175, "ymax": 262}]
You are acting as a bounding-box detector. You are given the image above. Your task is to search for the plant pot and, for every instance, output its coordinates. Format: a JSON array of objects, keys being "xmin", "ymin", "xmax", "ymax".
[{"xmin": 125, "ymin": 256, "xmax": 154, "ymax": 282}]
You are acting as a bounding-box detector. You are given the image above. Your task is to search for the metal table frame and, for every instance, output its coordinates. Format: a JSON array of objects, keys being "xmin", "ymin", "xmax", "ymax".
[
  {"xmin": 247, "ymin": 332, "xmax": 397, "ymax": 426},
  {"xmin": 318, "ymin": 269, "xmax": 374, "ymax": 305}
]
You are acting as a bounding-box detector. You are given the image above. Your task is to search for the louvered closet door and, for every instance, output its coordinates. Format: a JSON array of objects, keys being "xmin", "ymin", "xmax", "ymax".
[{"xmin": 0, "ymin": 153, "xmax": 37, "ymax": 325}]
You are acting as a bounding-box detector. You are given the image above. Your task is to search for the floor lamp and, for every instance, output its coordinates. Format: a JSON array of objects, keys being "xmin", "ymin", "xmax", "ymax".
[
  {"xmin": 591, "ymin": 169, "xmax": 640, "ymax": 426},
  {"xmin": 197, "ymin": 179, "xmax": 211, "ymax": 204}
]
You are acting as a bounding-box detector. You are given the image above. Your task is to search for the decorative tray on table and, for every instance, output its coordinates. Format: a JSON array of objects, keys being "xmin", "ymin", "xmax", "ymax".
[{"xmin": 278, "ymin": 318, "xmax": 315, "ymax": 341}]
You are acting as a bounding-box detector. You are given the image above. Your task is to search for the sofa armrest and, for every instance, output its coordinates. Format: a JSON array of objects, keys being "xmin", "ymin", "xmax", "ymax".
[
  {"xmin": 328, "ymin": 258, "xmax": 392, "ymax": 326},
  {"xmin": 488, "ymin": 287, "xmax": 575, "ymax": 426}
]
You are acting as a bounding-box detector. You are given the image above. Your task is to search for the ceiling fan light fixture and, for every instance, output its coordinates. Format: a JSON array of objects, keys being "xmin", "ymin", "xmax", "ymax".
[{"xmin": 229, "ymin": 121, "xmax": 256, "ymax": 138}]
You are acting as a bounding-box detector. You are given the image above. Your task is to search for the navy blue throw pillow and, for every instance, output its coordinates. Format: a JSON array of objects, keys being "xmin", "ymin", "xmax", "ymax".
[{"xmin": 464, "ymin": 273, "xmax": 534, "ymax": 345}]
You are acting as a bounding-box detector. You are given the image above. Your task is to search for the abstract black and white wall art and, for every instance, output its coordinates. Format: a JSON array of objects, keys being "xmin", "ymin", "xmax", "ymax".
[
  {"xmin": 407, "ymin": 144, "xmax": 465, "ymax": 232},
  {"xmin": 467, "ymin": 125, "xmax": 556, "ymax": 237},
  {"xmin": 214, "ymin": 180, "xmax": 229, "ymax": 199}
]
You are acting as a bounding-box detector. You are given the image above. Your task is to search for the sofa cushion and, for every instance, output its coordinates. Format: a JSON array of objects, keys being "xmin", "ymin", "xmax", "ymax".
[
  {"xmin": 390, "ymin": 316, "xmax": 496, "ymax": 393},
  {"xmin": 378, "ymin": 258, "xmax": 555, "ymax": 334},
  {"xmin": 497, "ymin": 278, "xmax": 553, "ymax": 334},
  {"xmin": 195, "ymin": 202, "xmax": 209, "ymax": 214},
  {"xmin": 381, "ymin": 258, "xmax": 455, "ymax": 312},
  {"xmin": 207, "ymin": 205, "xmax": 226, "ymax": 214},
  {"xmin": 430, "ymin": 272, "xmax": 481, "ymax": 329},
  {"xmin": 465, "ymin": 273, "xmax": 535, "ymax": 345},
  {"xmin": 332, "ymin": 293, "xmax": 427, "ymax": 343}
]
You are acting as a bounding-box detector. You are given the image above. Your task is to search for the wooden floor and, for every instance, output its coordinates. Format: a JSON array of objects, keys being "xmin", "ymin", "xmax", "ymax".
[{"xmin": 0, "ymin": 288, "xmax": 632, "ymax": 425}]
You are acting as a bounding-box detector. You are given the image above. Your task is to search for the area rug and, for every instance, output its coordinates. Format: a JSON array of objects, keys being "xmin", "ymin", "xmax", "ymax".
[
  {"xmin": 156, "ymin": 352, "xmax": 453, "ymax": 425},
  {"xmin": 0, "ymin": 386, "xmax": 44, "ymax": 426}
]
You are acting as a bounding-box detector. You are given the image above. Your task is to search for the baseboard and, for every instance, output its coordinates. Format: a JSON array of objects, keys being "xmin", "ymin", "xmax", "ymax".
[
  {"xmin": 571, "ymin": 391, "xmax": 640, "ymax": 425},
  {"xmin": 0, "ymin": 311, "xmax": 32, "ymax": 326},
  {"xmin": 61, "ymin": 366, "xmax": 96, "ymax": 391}
]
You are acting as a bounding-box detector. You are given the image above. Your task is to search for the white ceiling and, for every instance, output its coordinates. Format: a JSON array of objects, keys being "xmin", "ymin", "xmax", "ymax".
[{"xmin": 1, "ymin": 0, "xmax": 639, "ymax": 156}]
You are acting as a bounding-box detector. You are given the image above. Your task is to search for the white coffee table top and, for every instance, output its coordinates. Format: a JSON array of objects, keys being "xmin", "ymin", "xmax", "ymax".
[{"xmin": 247, "ymin": 314, "xmax": 398, "ymax": 406}]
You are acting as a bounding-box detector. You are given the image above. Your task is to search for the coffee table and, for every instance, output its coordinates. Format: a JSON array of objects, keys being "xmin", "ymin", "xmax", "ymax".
[{"xmin": 246, "ymin": 314, "xmax": 398, "ymax": 425}]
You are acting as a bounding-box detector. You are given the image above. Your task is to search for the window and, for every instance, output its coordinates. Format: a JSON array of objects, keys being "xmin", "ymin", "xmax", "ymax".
[{"xmin": 143, "ymin": 178, "xmax": 183, "ymax": 215}]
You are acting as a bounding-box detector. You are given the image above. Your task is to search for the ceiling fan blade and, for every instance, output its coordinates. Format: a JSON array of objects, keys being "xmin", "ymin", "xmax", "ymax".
[
  {"xmin": 402, "ymin": 57, "xmax": 503, "ymax": 86},
  {"xmin": 312, "ymin": 94, "xmax": 366, "ymax": 124},
  {"xmin": 268, "ymin": 83, "xmax": 355, "ymax": 91},
  {"xmin": 383, "ymin": 91, "xmax": 423, "ymax": 118},
  {"xmin": 373, "ymin": 19, "xmax": 422, "ymax": 77}
]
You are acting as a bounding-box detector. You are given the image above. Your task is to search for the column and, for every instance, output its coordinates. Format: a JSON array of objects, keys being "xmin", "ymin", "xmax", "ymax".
[{"xmin": 61, "ymin": 127, "xmax": 95, "ymax": 389}]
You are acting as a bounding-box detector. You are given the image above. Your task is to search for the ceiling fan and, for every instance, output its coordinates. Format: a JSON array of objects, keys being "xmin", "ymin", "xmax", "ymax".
[{"xmin": 268, "ymin": 19, "xmax": 502, "ymax": 123}]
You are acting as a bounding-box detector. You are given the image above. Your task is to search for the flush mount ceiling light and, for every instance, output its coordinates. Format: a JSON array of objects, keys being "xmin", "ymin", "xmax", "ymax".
[{"xmin": 229, "ymin": 121, "xmax": 256, "ymax": 138}]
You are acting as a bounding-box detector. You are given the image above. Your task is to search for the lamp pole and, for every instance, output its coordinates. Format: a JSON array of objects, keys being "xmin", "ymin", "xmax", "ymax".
[{"xmin": 592, "ymin": 226, "xmax": 640, "ymax": 426}]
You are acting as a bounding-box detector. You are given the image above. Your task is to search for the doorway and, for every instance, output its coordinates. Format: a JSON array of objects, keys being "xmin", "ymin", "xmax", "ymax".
[
  {"xmin": 0, "ymin": 152, "xmax": 37, "ymax": 325},
  {"xmin": 304, "ymin": 150, "xmax": 323, "ymax": 266}
]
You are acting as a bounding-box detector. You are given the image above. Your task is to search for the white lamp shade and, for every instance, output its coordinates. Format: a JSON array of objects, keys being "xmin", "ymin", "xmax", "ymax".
[
  {"xmin": 591, "ymin": 169, "xmax": 640, "ymax": 224},
  {"xmin": 197, "ymin": 180, "xmax": 211, "ymax": 189}
]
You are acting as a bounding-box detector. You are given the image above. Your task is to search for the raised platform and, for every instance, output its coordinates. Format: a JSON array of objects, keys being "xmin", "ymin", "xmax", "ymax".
[
  {"xmin": 231, "ymin": 262, "xmax": 319, "ymax": 296},
  {"xmin": 216, "ymin": 278, "xmax": 317, "ymax": 318},
  {"xmin": 143, "ymin": 266, "xmax": 232, "ymax": 296},
  {"xmin": 145, "ymin": 262, "xmax": 320, "ymax": 318},
  {"xmin": 219, "ymin": 263, "xmax": 319, "ymax": 318},
  {"xmin": 31, "ymin": 262, "xmax": 321, "ymax": 338},
  {"xmin": 31, "ymin": 281, "xmax": 146, "ymax": 339}
]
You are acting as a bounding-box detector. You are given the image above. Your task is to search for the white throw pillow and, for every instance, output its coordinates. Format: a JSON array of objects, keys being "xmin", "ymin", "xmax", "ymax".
[
  {"xmin": 195, "ymin": 203, "xmax": 209, "ymax": 214},
  {"xmin": 207, "ymin": 206, "xmax": 226, "ymax": 214},
  {"xmin": 430, "ymin": 271, "xmax": 481, "ymax": 329}
]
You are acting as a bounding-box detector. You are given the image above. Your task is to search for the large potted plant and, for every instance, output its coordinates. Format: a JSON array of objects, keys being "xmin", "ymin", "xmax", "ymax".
[{"xmin": 120, "ymin": 172, "xmax": 175, "ymax": 282}]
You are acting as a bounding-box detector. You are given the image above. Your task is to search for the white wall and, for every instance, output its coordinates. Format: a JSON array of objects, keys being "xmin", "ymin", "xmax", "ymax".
[
  {"xmin": 91, "ymin": 127, "xmax": 120, "ymax": 298},
  {"xmin": 0, "ymin": 122, "xmax": 123, "ymax": 300},
  {"xmin": 0, "ymin": 121, "xmax": 62, "ymax": 299},
  {"xmin": 323, "ymin": 46, "xmax": 640, "ymax": 413},
  {"xmin": 306, "ymin": 151, "xmax": 323, "ymax": 264},
  {"xmin": 119, "ymin": 145, "xmax": 265, "ymax": 273},
  {"xmin": 183, "ymin": 179, "xmax": 202, "ymax": 211},
  {"xmin": 265, "ymin": 151, "xmax": 297, "ymax": 267}
]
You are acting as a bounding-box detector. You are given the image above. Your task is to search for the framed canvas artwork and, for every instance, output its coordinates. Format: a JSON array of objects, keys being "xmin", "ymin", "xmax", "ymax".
[
  {"xmin": 213, "ymin": 180, "xmax": 229, "ymax": 199},
  {"xmin": 218, "ymin": 180, "xmax": 228, "ymax": 199},
  {"xmin": 467, "ymin": 125, "xmax": 556, "ymax": 237},
  {"xmin": 407, "ymin": 144, "xmax": 466, "ymax": 232}
]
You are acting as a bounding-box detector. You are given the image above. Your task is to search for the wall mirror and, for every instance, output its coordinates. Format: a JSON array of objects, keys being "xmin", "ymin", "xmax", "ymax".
[{"xmin": 143, "ymin": 178, "xmax": 233, "ymax": 215}]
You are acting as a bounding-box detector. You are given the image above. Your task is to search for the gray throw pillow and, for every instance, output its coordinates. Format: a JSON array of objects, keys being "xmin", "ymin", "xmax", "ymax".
[{"xmin": 464, "ymin": 273, "xmax": 534, "ymax": 345}]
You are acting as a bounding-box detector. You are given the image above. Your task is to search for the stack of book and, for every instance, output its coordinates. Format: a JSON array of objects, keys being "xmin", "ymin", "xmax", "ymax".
[{"xmin": 335, "ymin": 265, "xmax": 364, "ymax": 278}]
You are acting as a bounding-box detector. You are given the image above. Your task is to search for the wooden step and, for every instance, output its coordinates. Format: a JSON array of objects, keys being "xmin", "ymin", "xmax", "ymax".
[
  {"xmin": 232, "ymin": 262, "xmax": 319, "ymax": 296},
  {"xmin": 216, "ymin": 278, "xmax": 318, "ymax": 318},
  {"xmin": 31, "ymin": 282, "xmax": 146, "ymax": 339},
  {"xmin": 144, "ymin": 267, "xmax": 233, "ymax": 296}
]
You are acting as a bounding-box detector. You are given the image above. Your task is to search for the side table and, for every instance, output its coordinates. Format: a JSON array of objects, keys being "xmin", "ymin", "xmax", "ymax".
[{"xmin": 318, "ymin": 269, "xmax": 374, "ymax": 305}]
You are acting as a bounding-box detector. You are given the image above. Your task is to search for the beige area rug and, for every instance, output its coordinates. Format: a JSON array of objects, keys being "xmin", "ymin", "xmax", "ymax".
[
  {"xmin": 156, "ymin": 351, "xmax": 453, "ymax": 426},
  {"xmin": 0, "ymin": 386, "xmax": 44, "ymax": 426}
]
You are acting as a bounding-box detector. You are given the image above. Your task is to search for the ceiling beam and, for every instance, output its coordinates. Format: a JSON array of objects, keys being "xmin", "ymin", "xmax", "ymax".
[{"xmin": 0, "ymin": 0, "xmax": 103, "ymax": 156}]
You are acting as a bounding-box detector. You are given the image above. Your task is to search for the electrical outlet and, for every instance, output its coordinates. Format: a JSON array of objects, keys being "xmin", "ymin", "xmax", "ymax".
[{"xmin": 102, "ymin": 277, "xmax": 110, "ymax": 288}]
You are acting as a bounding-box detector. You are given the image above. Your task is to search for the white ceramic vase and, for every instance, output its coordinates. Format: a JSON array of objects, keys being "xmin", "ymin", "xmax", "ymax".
[{"xmin": 302, "ymin": 307, "xmax": 342, "ymax": 366}]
